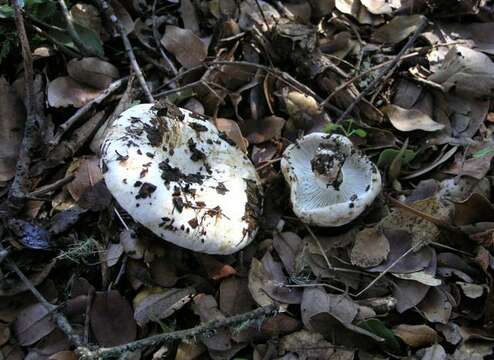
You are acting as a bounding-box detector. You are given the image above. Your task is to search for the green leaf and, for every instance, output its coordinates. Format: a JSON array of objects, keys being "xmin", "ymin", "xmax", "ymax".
[
  {"xmin": 359, "ymin": 319, "xmax": 400, "ymax": 352},
  {"xmin": 47, "ymin": 24, "xmax": 104, "ymax": 57},
  {"xmin": 324, "ymin": 123, "xmax": 344, "ymax": 134},
  {"xmin": 351, "ymin": 128, "xmax": 368, "ymax": 138},
  {"xmin": 0, "ymin": 5, "xmax": 14, "ymax": 18},
  {"xmin": 377, "ymin": 148, "xmax": 416, "ymax": 168},
  {"xmin": 472, "ymin": 146, "xmax": 494, "ymax": 159}
]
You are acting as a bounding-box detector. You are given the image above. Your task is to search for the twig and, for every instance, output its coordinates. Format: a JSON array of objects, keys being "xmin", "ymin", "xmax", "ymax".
[
  {"xmin": 77, "ymin": 304, "xmax": 277, "ymax": 359},
  {"xmin": 53, "ymin": 77, "xmax": 127, "ymax": 143},
  {"xmin": 334, "ymin": 18, "xmax": 428, "ymax": 124},
  {"xmin": 56, "ymin": 0, "xmax": 95, "ymax": 56},
  {"xmin": 28, "ymin": 174, "xmax": 75, "ymax": 198},
  {"xmin": 0, "ymin": 244, "xmax": 83, "ymax": 347},
  {"xmin": 152, "ymin": 0, "xmax": 177, "ymax": 75},
  {"xmin": 95, "ymin": 0, "xmax": 154, "ymax": 103},
  {"xmin": 302, "ymin": 223, "xmax": 333, "ymax": 270},
  {"xmin": 8, "ymin": 0, "xmax": 42, "ymax": 211}
]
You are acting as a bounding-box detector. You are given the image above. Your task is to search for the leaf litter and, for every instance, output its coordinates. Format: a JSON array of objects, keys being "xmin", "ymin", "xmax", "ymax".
[{"xmin": 2, "ymin": 0, "xmax": 494, "ymax": 359}]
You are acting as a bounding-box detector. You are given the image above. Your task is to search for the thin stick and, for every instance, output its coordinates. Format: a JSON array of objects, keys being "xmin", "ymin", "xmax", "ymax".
[
  {"xmin": 57, "ymin": 0, "xmax": 95, "ymax": 56},
  {"xmin": 152, "ymin": 0, "xmax": 177, "ymax": 75},
  {"xmin": 96, "ymin": 0, "xmax": 154, "ymax": 103},
  {"xmin": 28, "ymin": 174, "xmax": 75, "ymax": 197},
  {"xmin": 334, "ymin": 18, "xmax": 428, "ymax": 124},
  {"xmin": 303, "ymin": 223, "xmax": 333, "ymax": 270},
  {"xmin": 77, "ymin": 304, "xmax": 277, "ymax": 359},
  {"xmin": 353, "ymin": 241, "xmax": 423, "ymax": 298},
  {"xmin": 1, "ymin": 244, "xmax": 83, "ymax": 347},
  {"xmin": 8, "ymin": 0, "xmax": 41, "ymax": 211},
  {"xmin": 53, "ymin": 77, "xmax": 126, "ymax": 143}
]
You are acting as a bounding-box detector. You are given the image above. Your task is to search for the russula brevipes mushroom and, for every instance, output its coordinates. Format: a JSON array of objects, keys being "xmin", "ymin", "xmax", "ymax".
[
  {"xmin": 101, "ymin": 102, "xmax": 262, "ymax": 255},
  {"xmin": 281, "ymin": 133, "xmax": 381, "ymax": 226}
]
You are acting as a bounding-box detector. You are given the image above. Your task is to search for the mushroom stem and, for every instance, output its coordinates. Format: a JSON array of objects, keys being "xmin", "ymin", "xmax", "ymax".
[{"xmin": 310, "ymin": 147, "xmax": 345, "ymax": 189}]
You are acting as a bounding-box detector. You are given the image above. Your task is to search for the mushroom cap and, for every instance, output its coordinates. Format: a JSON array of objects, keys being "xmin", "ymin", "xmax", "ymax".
[
  {"xmin": 281, "ymin": 133, "xmax": 381, "ymax": 226},
  {"xmin": 101, "ymin": 103, "xmax": 262, "ymax": 255}
]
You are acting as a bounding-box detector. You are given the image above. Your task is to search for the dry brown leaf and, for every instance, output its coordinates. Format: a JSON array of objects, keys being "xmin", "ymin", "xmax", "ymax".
[
  {"xmin": 335, "ymin": 0, "xmax": 381, "ymax": 25},
  {"xmin": 112, "ymin": 0, "xmax": 134, "ymax": 35},
  {"xmin": 219, "ymin": 277, "xmax": 255, "ymax": 316},
  {"xmin": 47, "ymin": 77, "xmax": 102, "ymax": 108},
  {"xmin": 67, "ymin": 57, "xmax": 119, "ymax": 89},
  {"xmin": 444, "ymin": 141, "xmax": 494, "ymax": 180},
  {"xmin": 179, "ymin": 0, "xmax": 200, "ymax": 34},
  {"xmin": 13, "ymin": 303, "xmax": 56, "ymax": 346},
  {"xmin": 90, "ymin": 290, "xmax": 136, "ymax": 346},
  {"xmin": 238, "ymin": 0, "xmax": 280, "ymax": 31},
  {"xmin": 246, "ymin": 116, "xmax": 286, "ymax": 144},
  {"xmin": 66, "ymin": 156, "xmax": 103, "ymax": 201},
  {"xmin": 372, "ymin": 15, "xmax": 425, "ymax": 44},
  {"xmin": 351, "ymin": 227, "xmax": 390, "ymax": 268},
  {"xmin": 161, "ymin": 25, "xmax": 207, "ymax": 69},
  {"xmin": 393, "ymin": 324, "xmax": 438, "ymax": 347},
  {"xmin": 175, "ymin": 341, "xmax": 206, "ymax": 360},
  {"xmin": 133, "ymin": 287, "xmax": 194, "ymax": 326},
  {"xmin": 417, "ymin": 287, "xmax": 452, "ymax": 324},
  {"xmin": 215, "ymin": 118, "xmax": 248, "ymax": 152},
  {"xmin": 383, "ymin": 104, "xmax": 444, "ymax": 132},
  {"xmin": 0, "ymin": 77, "xmax": 25, "ymax": 182},
  {"xmin": 273, "ymin": 231, "xmax": 303, "ymax": 275},
  {"xmin": 279, "ymin": 329, "xmax": 336, "ymax": 359}
]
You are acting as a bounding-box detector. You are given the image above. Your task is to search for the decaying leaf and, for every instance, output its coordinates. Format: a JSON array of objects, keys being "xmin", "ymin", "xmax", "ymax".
[
  {"xmin": 133, "ymin": 287, "xmax": 194, "ymax": 326},
  {"xmin": 66, "ymin": 156, "xmax": 103, "ymax": 201},
  {"xmin": 90, "ymin": 290, "xmax": 136, "ymax": 346},
  {"xmin": 47, "ymin": 77, "xmax": 103, "ymax": 108},
  {"xmin": 351, "ymin": 227, "xmax": 390, "ymax": 268},
  {"xmin": 215, "ymin": 118, "xmax": 248, "ymax": 152},
  {"xmin": 160, "ymin": 25, "xmax": 207, "ymax": 69},
  {"xmin": 13, "ymin": 303, "xmax": 56, "ymax": 346},
  {"xmin": 383, "ymin": 104, "xmax": 445, "ymax": 132},
  {"xmin": 279, "ymin": 330, "xmax": 336, "ymax": 359}
]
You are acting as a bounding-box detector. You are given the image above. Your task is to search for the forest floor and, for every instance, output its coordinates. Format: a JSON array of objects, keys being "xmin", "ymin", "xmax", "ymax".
[{"xmin": 1, "ymin": 0, "xmax": 494, "ymax": 359}]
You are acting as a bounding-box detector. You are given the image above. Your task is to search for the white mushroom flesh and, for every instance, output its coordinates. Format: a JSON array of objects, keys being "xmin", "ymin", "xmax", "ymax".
[
  {"xmin": 281, "ymin": 133, "xmax": 381, "ymax": 226},
  {"xmin": 101, "ymin": 103, "xmax": 262, "ymax": 255}
]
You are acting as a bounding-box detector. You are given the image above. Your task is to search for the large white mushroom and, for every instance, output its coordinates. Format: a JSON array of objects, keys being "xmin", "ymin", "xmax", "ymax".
[
  {"xmin": 281, "ymin": 133, "xmax": 381, "ymax": 226},
  {"xmin": 101, "ymin": 102, "xmax": 262, "ymax": 255}
]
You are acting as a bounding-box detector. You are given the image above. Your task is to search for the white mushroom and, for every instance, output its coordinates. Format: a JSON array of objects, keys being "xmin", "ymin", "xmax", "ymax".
[
  {"xmin": 101, "ymin": 102, "xmax": 262, "ymax": 255},
  {"xmin": 281, "ymin": 133, "xmax": 381, "ymax": 226}
]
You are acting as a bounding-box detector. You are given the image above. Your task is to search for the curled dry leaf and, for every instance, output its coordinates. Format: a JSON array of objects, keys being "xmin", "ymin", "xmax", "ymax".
[
  {"xmin": 383, "ymin": 104, "xmax": 444, "ymax": 132},
  {"xmin": 372, "ymin": 15, "xmax": 426, "ymax": 44},
  {"xmin": 215, "ymin": 118, "xmax": 248, "ymax": 152},
  {"xmin": 0, "ymin": 77, "xmax": 25, "ymax": 182},
  {"xmin": 133, "ymin": 287, "xmax": 195, "ymax": 326},
  {"xmin": 13, "ymin": 303, "xmax": 56, "ymax": 346},
  {"xmin": 351, "ymin": 227, "xmax": 390, "ymax": 268},
  {"xmin": 47, "ymin": 77, "xmax": 102, "ymax": 108},
  {"xmin": 429, "ymin": 46, "xmax": 494, "ymax": 98},
  {"xmin": 393, "ymin": 324, "xmax": 438, "ymax": 347},
  {"xmin": 67, "ymin": 57, "xmax": 119, "ymax": 90},
  {"xmin": 161, "ymin": 25, "xmax": 207, "ymax": 69},
  {"xmin": 90, "ymin": 290, "xmax": 136, "ymax": 346}
]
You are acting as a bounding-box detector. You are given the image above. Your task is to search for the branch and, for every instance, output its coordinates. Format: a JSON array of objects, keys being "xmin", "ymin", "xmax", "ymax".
[
  {"xmin": 77, "ymin": 304, "xmax": 277, "ymax": 359},
  {"xmin": 8, "ymin": 0, "xmax": 42, "ymax": 211},
  {"xmin": 56, "ymin": 0, "xmax": 96, "ymax": 56},
  {"xmin": 334, "ymin": 18, "xmax": 428, "ymax": 124},
  {"xmin": 95, "ymin": 0, "xmax": 154, "ymax": 103}
]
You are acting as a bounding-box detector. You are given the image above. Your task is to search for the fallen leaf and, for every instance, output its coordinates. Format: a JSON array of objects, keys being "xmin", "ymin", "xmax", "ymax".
[
  {"xmin": 161, "ymin": 25, "xmax": 207, "ymax": 69},
  {"xmin": 66, "ymin": 156, "xmax": 103, "ymax": 201},
  {"xmin": 361, "ymin": 0, "xmax": 398, "ymax": 14},
  {"xmin": 246, "ymin": 115, "xmax": 286, "ymax": 144},
  {"xmin": 179, "ymin": 0, "xmax": 200, "ymax": 34},
  {"xmin": 261, "ymin": 313, "xmax": 301, "ymax": 337},
  {"xmin": 444, "ymin": 141, "xmax": 494, "ymax": 179},
  {"xmin": 372, "ymin": 15, "xmax": 426, "ymax": 44},
  {"xmin": 417, "ymin": 287, "xmax": 452, "ymax": 324},
  {"xmin": 194, "ymin": 253, "xmax": 237, "ymax": 281},
  {"xmin": 70, "ymin": 3, "xmax": 102, "ymax": 35},
  {"xmin": 90, "ymin": 290, "xmax": 136, "ymax": 346},
  {"xmin": 429, "ymin": 46, "xmax": 494, "ymax": 99},
  {"xmin": 238, "ymin": 0, "xmax": 280, "ymax": 31},
  {"xmin": 133, "ymin": 287, "xmax": 194, "ymax": 326},
  {"xmin": 279, "ymin": 329, "xmax": 336, "ymax": 359},
  {"xmin": 393, "ymin": 278, "xmax": 430, "ymax": 313},
  {"xmin": 335, "ymin": 0, "xmax": 381, "ymax": 25},
  {"xmin": 457, "ymin": 282, "xmax": 485, "ymax": 299},
  {"xmin": 383, "ymin": 104, "xmax": 444, "ymax": 132},
  {"xmin": 273, "ymin": 231, "xmax": 303, "ymax": 275},
  {"xmin": 393, "ymin": 324, "xmax": 438, "ymax": 347},
  {"xmin": 215, "ymin": 118, "xmax": 248, "ymax": 152},
  {"xmin": 300, "ymin": 287, "xmax": 331, "ymax": 331},
  {"xmin": 120, "ymin": 229, "xmax": 145, "ymax": 260},
  {"xmin": 351, "ymin": 227, "xmax": 390, "ymax": 268},
  {"xmin": 112, "ymin": 0, "xmax": 134, "ymax": 35},
  {"xmin": 8, "ymin": 219, "xmax": 52, "ymax": 250},
  {"xmin": 175, "ymin": 341, "xmax": 206, "ymax": 360},
  {"xmin": 47, "ymin": 77, "xmax": 103, "ymax": 108},
  {"xmin": 105, "ymin": 242, "xmax": 123, "ymax": 266},
  {"xmin": 67, "ymin": 57, "xmax": 119, "ymax": 89},
  {"xmin": 48, "ymin": 351, "xmax": 77, "ymax": 360},
  {"xmin": 219, "ymin": 277, "xmax": 255, "ymax": 316},
  {"xmin": 0, "ymin": 323, "xmax": 9, "ymax": 346},
  {"xmin": 13, "ymin": 303, "xmax": 56, "ymax": 346}
]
